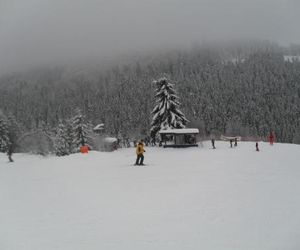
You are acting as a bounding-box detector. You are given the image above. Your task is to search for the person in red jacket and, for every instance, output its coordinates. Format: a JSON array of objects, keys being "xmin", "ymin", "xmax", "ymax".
[{"xmin": 269, "ymin": 132, "xmax": 274, "ymax": 145}]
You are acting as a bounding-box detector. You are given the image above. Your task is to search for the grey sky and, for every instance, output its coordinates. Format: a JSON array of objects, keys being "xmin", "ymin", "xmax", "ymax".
[{"xmin": 0, "ymin": 0, "xmax": 299, "ymax": 75}]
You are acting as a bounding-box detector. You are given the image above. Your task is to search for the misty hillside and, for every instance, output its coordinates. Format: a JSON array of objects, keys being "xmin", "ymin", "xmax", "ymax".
[{"xmin": 0, "ymin": 42, "xmax": 300, "ymax": 143}]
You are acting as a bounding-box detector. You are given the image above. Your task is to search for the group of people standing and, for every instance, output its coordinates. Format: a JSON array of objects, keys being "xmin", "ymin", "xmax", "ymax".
[
  {"xmin": 211, "ymin": 137, "xmax": 238, "ymax": 149},
  {"xmin": 134, "ymin": 132, "xmax": 275, "ymax": 165},
  {"xmin": 211, "ymin": 132, "xmax": 275, "ymax": 151}
]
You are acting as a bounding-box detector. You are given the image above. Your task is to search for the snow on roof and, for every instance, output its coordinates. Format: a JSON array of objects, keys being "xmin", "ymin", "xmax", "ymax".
[
  {"xmin": 284, "ymin": 55, "xmax": 300, "ymax": 62},
  {"xmin": 93, "ymin": 124, "xmax": 104, "ymax": 130},
  {"xmin": 104, "ymin": 137, "xmax": 117, "ymax": 143},
  {"xmin": 159, "ymin": 128, "xmax": 199, "ymax": 134}
]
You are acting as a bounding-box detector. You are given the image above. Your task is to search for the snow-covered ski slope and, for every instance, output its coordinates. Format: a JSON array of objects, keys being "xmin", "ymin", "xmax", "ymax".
[{"xmin": 0, "ymin": 141, "xmax": 299, "ymax": 250}]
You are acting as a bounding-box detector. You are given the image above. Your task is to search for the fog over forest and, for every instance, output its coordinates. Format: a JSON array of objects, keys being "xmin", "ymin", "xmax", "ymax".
[
  {"xmin": 0, "ymin": 0, "xmax": 300, "ymax": 75},
  {"xmin": 0, "ymin": 0, "xmax": 300, "ymax": 157}
]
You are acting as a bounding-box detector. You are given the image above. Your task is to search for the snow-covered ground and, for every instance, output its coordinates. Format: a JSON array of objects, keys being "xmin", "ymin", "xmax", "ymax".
[{"xmin": 0, "ymin": 141, "xmax": 299, "ymax": 250}]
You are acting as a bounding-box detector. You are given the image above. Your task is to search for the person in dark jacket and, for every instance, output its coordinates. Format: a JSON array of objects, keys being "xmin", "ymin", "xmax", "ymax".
[
  {"xmin": 135, "ymin": 140, "xmax": 145, "ymax": 165},
  {"xmin": 151, "ymin": 137, "xmax": 156, "ymax": 146},
  {"xmin": 211, "ymin": 139, "xmax": 216, "ymax": 149}
]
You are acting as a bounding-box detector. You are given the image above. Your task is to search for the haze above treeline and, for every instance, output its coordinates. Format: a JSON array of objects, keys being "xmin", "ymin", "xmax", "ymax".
[{"xmin": 0, "ymin": 0, "xmax": 300, "ymax": 76}]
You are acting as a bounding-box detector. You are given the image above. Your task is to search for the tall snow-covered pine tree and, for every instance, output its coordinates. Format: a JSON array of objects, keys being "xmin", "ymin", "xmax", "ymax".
[
  {"xmin": 71, "ymin": 109, "xmax": 90, "ymax": 150},
  {"xmin": 6, "ymin": 114, "xmax": 21, "ymax": 162},
  {"xmin": 0, "ymin": 114, "xmax": 9, "ymax": 154},
  {"xmin": 55, "ymin": 121, "xmax": 71, "ymax": 156},
  {"xmin": 150, "ymin": 77, "xmax": 188, "ymax": 138}
]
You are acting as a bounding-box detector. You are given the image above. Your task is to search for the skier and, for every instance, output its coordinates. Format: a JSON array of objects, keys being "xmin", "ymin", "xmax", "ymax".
[
  {"xmin": 144, "ymin": 137, "xmax": 149, "ymax": 146},
  {"xmin": 126, "ymin": 138, "xmax": 131, "ymax": 148},
  {"xmin": 230, "ymin": 139, "xmax": 233, "ymax": 148},
  {"xmin": 234, "ymin": 137, "xmax": 238, "ymax": 147},
  {"xmin": 269, "ymin": 132, "xmax": 274, "ymax": 145},
  {"xmin": 151, "ymin": 137, "xmax": 156, "ymax": 146},
  {"xmin": 211, "ymin": 138, "xmax": 216, "ymax": 149},
  {"xmin": 135, "ymin": 140, "xmax": 145, "ymax": 165},
  {"xmin": 256, "ymin": 142, "xmax": 259, "ymax": 152}
]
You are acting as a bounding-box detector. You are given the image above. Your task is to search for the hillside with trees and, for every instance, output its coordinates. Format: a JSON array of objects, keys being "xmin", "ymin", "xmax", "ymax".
[{"xmin": 0, "ymin": 41, "xmax": 300, "ymax": 147}]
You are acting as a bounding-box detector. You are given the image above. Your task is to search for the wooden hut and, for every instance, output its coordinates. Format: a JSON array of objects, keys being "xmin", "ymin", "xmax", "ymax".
[
  {"xmin": 159, "ymin": 128, "xmax": 199, "ymax": 148},
  {"xmin": 93, "ymin": 123, "xmax": 105, "ymax": 134}
]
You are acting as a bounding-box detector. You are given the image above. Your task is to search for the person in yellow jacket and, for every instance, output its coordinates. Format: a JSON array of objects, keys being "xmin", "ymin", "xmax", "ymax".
[{"xmin": 135, "ymin": 140, "xmax": 145, "ymax": 165}]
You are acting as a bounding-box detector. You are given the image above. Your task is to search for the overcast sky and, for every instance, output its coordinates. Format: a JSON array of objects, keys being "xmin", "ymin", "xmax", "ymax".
[{"xmin": 0, "ymin": 0, "xmax": 299, "ymax": 75}]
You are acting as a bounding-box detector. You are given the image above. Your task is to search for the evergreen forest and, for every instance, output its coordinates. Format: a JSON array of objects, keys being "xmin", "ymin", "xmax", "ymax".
[{"xmin": 1, "ymin": 41, "xmax": 300, "ymax": 144}]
